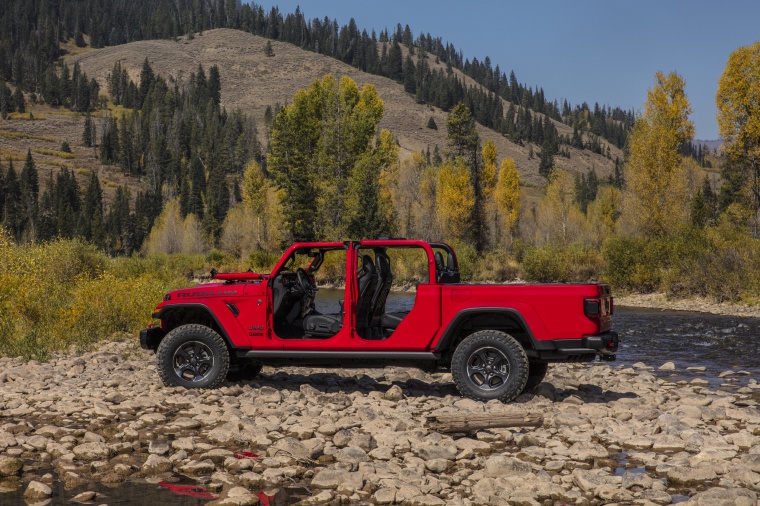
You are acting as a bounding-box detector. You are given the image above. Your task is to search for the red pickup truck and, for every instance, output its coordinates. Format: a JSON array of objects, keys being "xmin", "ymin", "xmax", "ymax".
[{"xmin": 141, "ymin": 239, "xmax": 617, "ymax": 402}]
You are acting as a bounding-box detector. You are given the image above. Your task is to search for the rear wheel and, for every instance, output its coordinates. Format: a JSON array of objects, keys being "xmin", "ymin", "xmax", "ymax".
[
  {"xmin": 157, "ymin": 324, "xmax": 229, "ymax": 389},
  {"xmin": 451, "ymin": 330, "xmax": 528, "ymax": 402},
  {"xmin": 522, "ymin": 362, "xmax": 550, "ymax": 393}
]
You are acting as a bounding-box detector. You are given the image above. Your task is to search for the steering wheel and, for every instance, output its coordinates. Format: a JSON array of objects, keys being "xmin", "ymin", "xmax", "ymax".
[{"xmin": 296, "ymin": 268, "xmax": 318, "ymax": 298}]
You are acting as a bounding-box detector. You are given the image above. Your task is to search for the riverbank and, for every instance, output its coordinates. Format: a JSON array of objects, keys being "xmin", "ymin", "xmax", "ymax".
[
  {"xmin": 616, "ymin": 292, "xmax": 760, "ymax": 318},
  {"xmin": 0, "ymin": 341, "xmax": 758, "ymax": 505}
]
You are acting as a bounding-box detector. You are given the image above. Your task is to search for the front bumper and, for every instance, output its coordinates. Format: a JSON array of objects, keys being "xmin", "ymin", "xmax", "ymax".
[
  {"xmin": 532, "ymin": 331, "xmax": 620, "ymax": 362},
  {"xmin": 140, "ymin": 327, "xmax": 166, "ymax": 351}
]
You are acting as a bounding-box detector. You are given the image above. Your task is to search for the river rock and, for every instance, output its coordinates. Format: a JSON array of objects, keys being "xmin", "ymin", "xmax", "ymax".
[
  {"xmin": 179, "ymin": 459, "xmax": 216, "ymax": 476},
  {"xmin": 484, "ymin": 456, "xmax": 532, "ymax": 477},
  {"xmin": 667, "ymin": 465, "xmax": 717, "ymax": 485},
  {"xmin": 383, "ymin": 385, "xmax": 404, "ymax": 401},
  {"xmin": 311, "ymin": 469, "xmax": 363, "ymax": 490},
  {"xmin": 23, "ymin": 480, "xmax": 52, "ymax": 499},
  {"xmin": 148, "ymin": 441, "xmax": 170, "ymax": 455},
  {"xmin": 70, "ymin": 491, "xmax": 97, "ymax": 503},
  {"xmin": 0, "ymin": 456, "xmax": 22, "ymax": 476},
  {"xmin": 73, "ymin": 442, "xmax": 110, "ymax": 461},
  {"xmin": 142, "ymin": 454, "xmax": 173, "ymax": 475},
  {"xmin": 684, "ymin": 487, "xmax": 757, "ymax": 505},
  {"xmin": 742, "ymin": 453, "xmax": 760, "ymax": 473}
]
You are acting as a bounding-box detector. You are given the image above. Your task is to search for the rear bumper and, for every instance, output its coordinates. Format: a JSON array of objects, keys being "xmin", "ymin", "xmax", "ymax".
[
  {"xmin": 531, "ymin": 331, "xmax": 619, "ymax": 362},
  {"xmin": 140, "ymin": 327, "xmax": 165, "ymax": 351}
]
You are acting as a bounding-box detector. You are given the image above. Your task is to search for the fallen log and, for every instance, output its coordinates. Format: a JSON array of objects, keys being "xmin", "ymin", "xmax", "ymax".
[{"xmin": 426, "ymin": 412, "xmax": 543, "ymax": 433}]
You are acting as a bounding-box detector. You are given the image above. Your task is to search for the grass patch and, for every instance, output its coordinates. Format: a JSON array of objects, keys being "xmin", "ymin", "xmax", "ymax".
[
  {"xmin": 5, "ymin": 112, "xmax": 47, "ymax": 121},
  {"xmin": 33, "ymin": 148, "xmax": 75, "ymax": 159},
  {"xmin": 0, "ymin": 148, "xmax": 26, "ymax": 161},
  {"xmin": 0, "ymin": 130, "xmax": 57, "ymax": 142}
]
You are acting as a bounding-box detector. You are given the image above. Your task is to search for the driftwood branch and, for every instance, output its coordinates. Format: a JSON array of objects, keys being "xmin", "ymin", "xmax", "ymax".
[{"xmin": 426, "ymin": 412, "xmax": 543, "ymax": 433}]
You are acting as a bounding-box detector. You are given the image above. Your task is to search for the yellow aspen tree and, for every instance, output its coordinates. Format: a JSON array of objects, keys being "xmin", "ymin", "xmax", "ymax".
[
  {"xmin": 537, "ymin": 169, "xmax": 584, "ymax": 245},
  {"xmin": 586, "ymin": 186, "xmax": 622, "ymax": 244},
  {"xmin": 436, "ymin": 160, "xmax": 475, "ymax": 242},
  {"xmin": 625, "ymin": 71, "xmax": 694, "ymax": 237},
  {"xmin": 481, "ymin": 139, "xmax": 498, "ymax": 196},
  {"xmin": 716, "ymin": 41, "xmax": 760, "ymax": 236},
  {"xmin": 241, "ymin": 160, "xmax": 268, "ymax": 214},
  {"xmin": 494, "ymin": 157, "xmax": 521, "ymax": 243}
]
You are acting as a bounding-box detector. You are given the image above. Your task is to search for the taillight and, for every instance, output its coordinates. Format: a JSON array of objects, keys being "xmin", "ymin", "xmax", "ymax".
[{"xmin": 584, "ymin": 298, "xmax": 600, "ymax": 317}]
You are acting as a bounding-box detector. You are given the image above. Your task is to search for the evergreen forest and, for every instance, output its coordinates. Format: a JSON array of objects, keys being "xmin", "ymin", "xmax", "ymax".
[{"xmin": 1, "ymin": 0, "xmax": 760, "ymax": 309}]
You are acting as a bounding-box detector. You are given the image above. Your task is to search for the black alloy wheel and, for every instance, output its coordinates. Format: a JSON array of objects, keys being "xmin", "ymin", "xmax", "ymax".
[
  {"xmin": 451, "ymin": 330, "xmax": 528, "ymax": 402},
  {"xmin": 156, "ymin": 324, "xmax": 229, "ymax": 389}
]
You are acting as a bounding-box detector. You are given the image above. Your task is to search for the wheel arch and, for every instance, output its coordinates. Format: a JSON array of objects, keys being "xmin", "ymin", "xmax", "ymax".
[
  {"xmin": 156, "ymin": 304, "xmax": 234, "ymax": 349},
  {"xmin": 434, "ymin": 308, "xmax": 536, "ymax": 360}
]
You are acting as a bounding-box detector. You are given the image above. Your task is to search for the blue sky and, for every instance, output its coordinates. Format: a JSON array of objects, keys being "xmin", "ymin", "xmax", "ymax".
[{"xmin": 254, "ymin": 1, "xmax": 760, "ymax": 140}]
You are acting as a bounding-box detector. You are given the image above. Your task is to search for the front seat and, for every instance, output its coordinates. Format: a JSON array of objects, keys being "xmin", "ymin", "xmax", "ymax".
[
  {"xmin": 366, "ymin": 250, "xmax": 393, "ymax": 338},
  {"xmin": 303, "ymin": 254, "xmax": 376, "ymax": 338},
  {"xmin": 354, "ymin": 254, "xmax": 378, "ymax": 337}
]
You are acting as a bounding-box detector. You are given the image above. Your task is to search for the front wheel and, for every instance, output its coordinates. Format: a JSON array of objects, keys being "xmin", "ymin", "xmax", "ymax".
[
  {"xmin": 451, "ymin": 330, "xmax": 528, "ymax": 402},
  {"xmin": 156, "ymin": 324, "xmax": 230, "ymax": 389}
]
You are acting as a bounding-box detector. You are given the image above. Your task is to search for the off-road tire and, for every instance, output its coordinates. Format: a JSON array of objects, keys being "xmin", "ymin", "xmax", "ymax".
[
  {"xmin": 522, "ymin": 361, "xmax": 550, "ymax": 393},
  {"xmin": 451, "ymin": 330, "xmax": 529, "ymax": 402},
  {"xmin": 227, "ymin": 361, "xmax": 263, "ymax": 381},
  {"xmin": 157, "ymin": 324, "xmax": 230, "ymax": 389}
]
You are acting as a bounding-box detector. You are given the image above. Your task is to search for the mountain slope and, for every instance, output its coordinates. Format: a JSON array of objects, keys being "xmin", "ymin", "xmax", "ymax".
[{"xmin": 70, "ymin": 29, "xmax": 620, "ymax": 188}]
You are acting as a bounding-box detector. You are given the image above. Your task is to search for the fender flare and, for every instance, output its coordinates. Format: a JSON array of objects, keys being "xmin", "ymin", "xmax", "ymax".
[
  {"xmin": 432, "ymin": 307, "xmax": 538, "ymax": 352},
  {"xmin": 154, "ymin": 303, "xmax": 236, "ymax": 348}
]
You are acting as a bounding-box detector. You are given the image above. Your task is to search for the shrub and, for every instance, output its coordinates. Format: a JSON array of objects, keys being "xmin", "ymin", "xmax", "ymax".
[{"xmin": 521, "ymin": 246, "xmax": 572, "ymax": 283}]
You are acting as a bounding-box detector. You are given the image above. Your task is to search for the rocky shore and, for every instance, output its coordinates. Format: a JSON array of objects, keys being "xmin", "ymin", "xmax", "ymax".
[
  {"xmin": 1, "ymin": 341, "xmax": 759, "ymax": 506},
  {"xmin": 616, "ymin": 293, "xmax": 760, "ymax": 319}
]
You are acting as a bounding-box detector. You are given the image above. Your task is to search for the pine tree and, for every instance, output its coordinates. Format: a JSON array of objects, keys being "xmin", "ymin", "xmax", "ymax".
[
  {"xmin": 208, "ymin": 65, "xmax": 221, "ymax": 108},
  {"xmin": 82, "ymin": 112, "xmax": 94, "ymax": 148},
  {"xmin": 19, "ymin": 150, "xmax": 38, "ymax": 239},
  {"xmin": 139, "ymin": 58, "xmax": 154, "ymax": 106},
  {"xmin": 426, "ymin": 117, "xmax": 437, "ymax": 130},
  {"xmin": 203, "ymin": 164, "xmax": 230, "ymax": 242},
  {"xmin": 3, "ymin": 160, "xmax": 21, "ymax": 240},
  {"xmin": 74, "ymin": 28, "xmax": 86, "ymax": 48}
]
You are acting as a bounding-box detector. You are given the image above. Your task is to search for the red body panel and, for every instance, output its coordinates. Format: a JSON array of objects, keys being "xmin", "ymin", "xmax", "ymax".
[{"xmin": 153, "ymin": 240, "xmax": 613, "ymax": 353}]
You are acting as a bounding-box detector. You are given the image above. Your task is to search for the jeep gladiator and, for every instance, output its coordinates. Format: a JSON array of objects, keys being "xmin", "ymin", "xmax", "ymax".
[{"xmin": 140, "ymin": 239, "xmax": 618, "ymax": 402}]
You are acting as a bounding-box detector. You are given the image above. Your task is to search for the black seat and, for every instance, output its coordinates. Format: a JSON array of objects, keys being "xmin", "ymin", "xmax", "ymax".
[
  {"xmin": 354, "ymin": 254, "xmax": 378, "ymax": 337},
  {"xmin": 435, "ymin": 250, "xmax": 461, "ymax": 283},
  {"xmin": 303, "ymin": 254, "xmax": 376, "ymax": 338},
  {"xmin": 367, "ymin": 251, "xmax": 393, "ymax": 334}
]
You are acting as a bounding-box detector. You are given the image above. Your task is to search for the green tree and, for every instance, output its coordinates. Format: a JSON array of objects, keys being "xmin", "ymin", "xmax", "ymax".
[
  {"xmin": 80, "ymin": 171, "xmax": 105, "ymax": 247},
  {"xmin": 203, "ymin": 164, "xmax": 230, "ymax": 242},
  {"xmin": 19, "ymin": 149, "xmax": 38, "ymax": 239},
  {"xmin": 82, "ymin": 112, "xmax": 95, "ymax": 147},
  {"xmin": 268, "ymin": 74, "xmax": 385, "ymax": 241},
  {"xmin": 2, "ymin": 161, "xmax": 21, "ymax": 240},
  {"xmin": 716, "ymin": 41, "xmax": 760, "ymax": 236}
]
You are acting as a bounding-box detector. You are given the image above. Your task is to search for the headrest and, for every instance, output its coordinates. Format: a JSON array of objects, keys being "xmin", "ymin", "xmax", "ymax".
[{"xmin": 434, "ymin": 251, "xmax": 444, "ymax": 267}]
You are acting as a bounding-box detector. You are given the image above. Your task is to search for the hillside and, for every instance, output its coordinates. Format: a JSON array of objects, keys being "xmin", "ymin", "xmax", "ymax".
[{"xmin": 69, "ymin": 29, "xmax": 621, "ymax": 189}]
